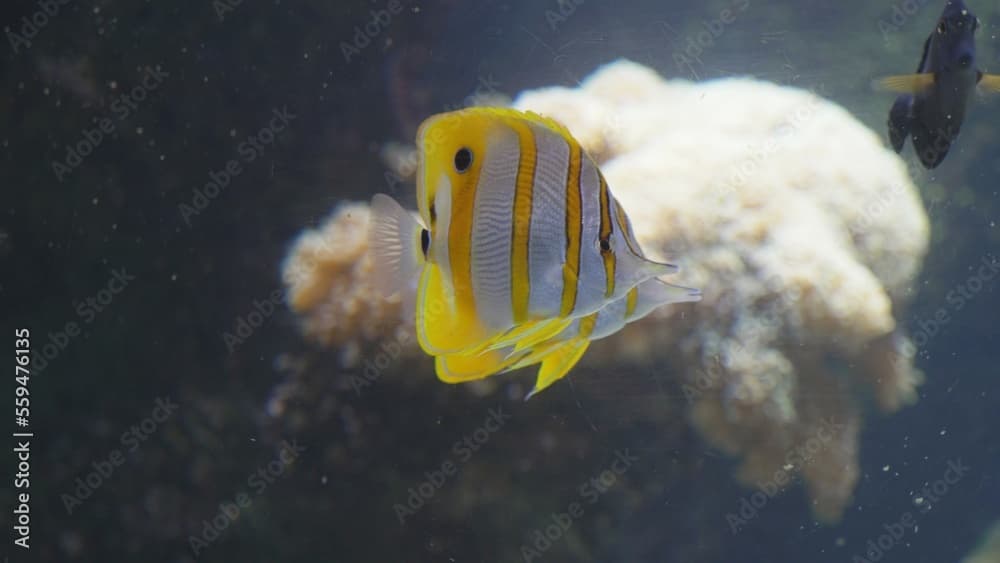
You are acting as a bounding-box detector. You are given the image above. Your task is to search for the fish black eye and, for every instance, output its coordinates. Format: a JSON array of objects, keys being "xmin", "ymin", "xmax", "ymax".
[
  {"xmin": 599, "ymin": 238, "xmax": 611, "ymax": 253},
  {"xmin": 454, "ymin": 147, "xmax": 472, "ymax": 173},
  {"xmin": 420, "ymin": 228, "xmax": 430, "ymax": 256}
]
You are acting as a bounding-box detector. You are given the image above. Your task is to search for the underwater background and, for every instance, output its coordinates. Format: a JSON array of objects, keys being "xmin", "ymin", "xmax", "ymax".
[{"xmin": 3, "ymin": 0, "xmax": 1000, "ymax": 562}]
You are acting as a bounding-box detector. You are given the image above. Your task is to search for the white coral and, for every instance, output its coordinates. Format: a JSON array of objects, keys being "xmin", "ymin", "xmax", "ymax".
[
  {"xmin": 515, "ymin": 59, "xmax": 928, "ymax": 521},
  {"xmin": 283, "ymin": 59, "xmax": 929, "ymax": 522}
]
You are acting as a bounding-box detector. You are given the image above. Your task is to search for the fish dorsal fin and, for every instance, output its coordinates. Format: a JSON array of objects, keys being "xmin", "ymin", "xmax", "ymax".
[
  {"xmin": 369, "ymin": 193, "xmax": 425, "ymax": 323},
  {"xmin": 874, "ymin": 74, "xmax": 936, "ymax": 94},
  {"xmin": 977, "ymin": 72, "xmax": 1000, "ymax": 93}
]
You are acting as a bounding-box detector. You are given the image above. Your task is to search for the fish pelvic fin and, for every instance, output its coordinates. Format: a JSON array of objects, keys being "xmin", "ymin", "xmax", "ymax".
[
  {"xmin": 874, "ymin": 73, "xmax": 935, "ymax": 94},
  {"xmin": 369, "ymin": 193, "xmax": 425, "ymax": 323},
  {"xmin": 977, "ymin": 72, "xmax": 1000, "ymax": 93}
]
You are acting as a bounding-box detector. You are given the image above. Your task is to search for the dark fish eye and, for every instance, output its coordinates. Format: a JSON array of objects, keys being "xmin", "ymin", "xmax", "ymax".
[
  {"xmin": 420, "ymin": 228, "xmax": 430, "ymax": 256},
  {"xmin": 454, "ymin": 147, "xmax": 472, "ymax": 173},
  {"xmin": 599, "ymin": 238, "xmax": 611, "ymax": 252}
]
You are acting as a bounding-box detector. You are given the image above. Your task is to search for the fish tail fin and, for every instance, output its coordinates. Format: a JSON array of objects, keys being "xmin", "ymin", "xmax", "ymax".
[
  {"xmin": 524, "ymin": 338, "xmax": 591, "ymax": 399},
  {"xmin": 369, "ymin": 193, "xmax": 425, "ymax": 321},
  {"xmin": 887, "ymin": 95, "xmax": 913, "ymax": 153},
  {"xmin": 910, "ymin": 120, "xmax": 954, "ymax": 169}
]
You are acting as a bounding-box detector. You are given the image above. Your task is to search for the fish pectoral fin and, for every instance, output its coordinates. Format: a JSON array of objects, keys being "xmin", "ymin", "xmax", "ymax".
[
  {"xmin": 524, "ymin": 339, "xmax": 591, "ymax": 400},
  {"xmin": 874, "ymin": 74, "xmax": 935, "ymax": 94},
  {"xmin": 976, "ymin": 73, "xmax": 1000, "ymax": 93}
]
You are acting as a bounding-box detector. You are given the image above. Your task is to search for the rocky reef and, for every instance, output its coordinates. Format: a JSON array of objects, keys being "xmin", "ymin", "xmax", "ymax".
[{"xmin": 282, "ymin": 59, "xmax": 929, "ymax": 523}]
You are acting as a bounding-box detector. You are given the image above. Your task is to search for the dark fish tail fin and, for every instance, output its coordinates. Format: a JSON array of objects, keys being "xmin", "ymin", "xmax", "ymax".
[
  {"xmin": 887, "ymin": 95, "xmax": 913, "ymax": 153},
  {"xmin": 910, "ymin": 119, "xmax": 955, "ymax": 169}
]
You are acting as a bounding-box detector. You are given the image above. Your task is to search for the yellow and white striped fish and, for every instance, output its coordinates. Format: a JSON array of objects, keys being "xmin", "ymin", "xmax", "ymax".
[{"xmin": 369, "ymin": 107, "xmax": 698, "ymax": 394}]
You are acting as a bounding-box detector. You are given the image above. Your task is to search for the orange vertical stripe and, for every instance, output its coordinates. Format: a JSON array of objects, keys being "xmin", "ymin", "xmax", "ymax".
[
  {"xmin": 560, "ymin": 141, "xmax": 583, "ymax": 317},
  {"xmin": 598, "ymin": 172, "xmax": 616, "ymax": 298},
  {"xmin": 510, "ymin": 122, "xmax": 537, "ymax": 323}
]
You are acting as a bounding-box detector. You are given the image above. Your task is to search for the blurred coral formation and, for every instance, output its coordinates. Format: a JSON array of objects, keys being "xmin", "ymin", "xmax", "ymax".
[
  {"xmin": 282, "ymin": 60, "xmax": 929, "ymax": 523},
  {"xmin": 965, "ymin": 521, "xmax": 1000, "ymax": 563}
]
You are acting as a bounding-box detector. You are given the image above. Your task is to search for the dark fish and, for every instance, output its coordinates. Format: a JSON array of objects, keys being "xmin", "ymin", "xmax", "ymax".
[{"xmin": 878, "ymin": 0, "xmax": 1000, "ymax": 168}]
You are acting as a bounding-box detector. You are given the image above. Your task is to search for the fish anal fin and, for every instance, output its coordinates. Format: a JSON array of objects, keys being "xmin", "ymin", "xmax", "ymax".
[
  {"xmin": 874, "ymin": 74, "xmax": 935, "ymax": 94},
  {"xmin": 524, "ymin": 339, "xmax": 591, "ymax": 399}
]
